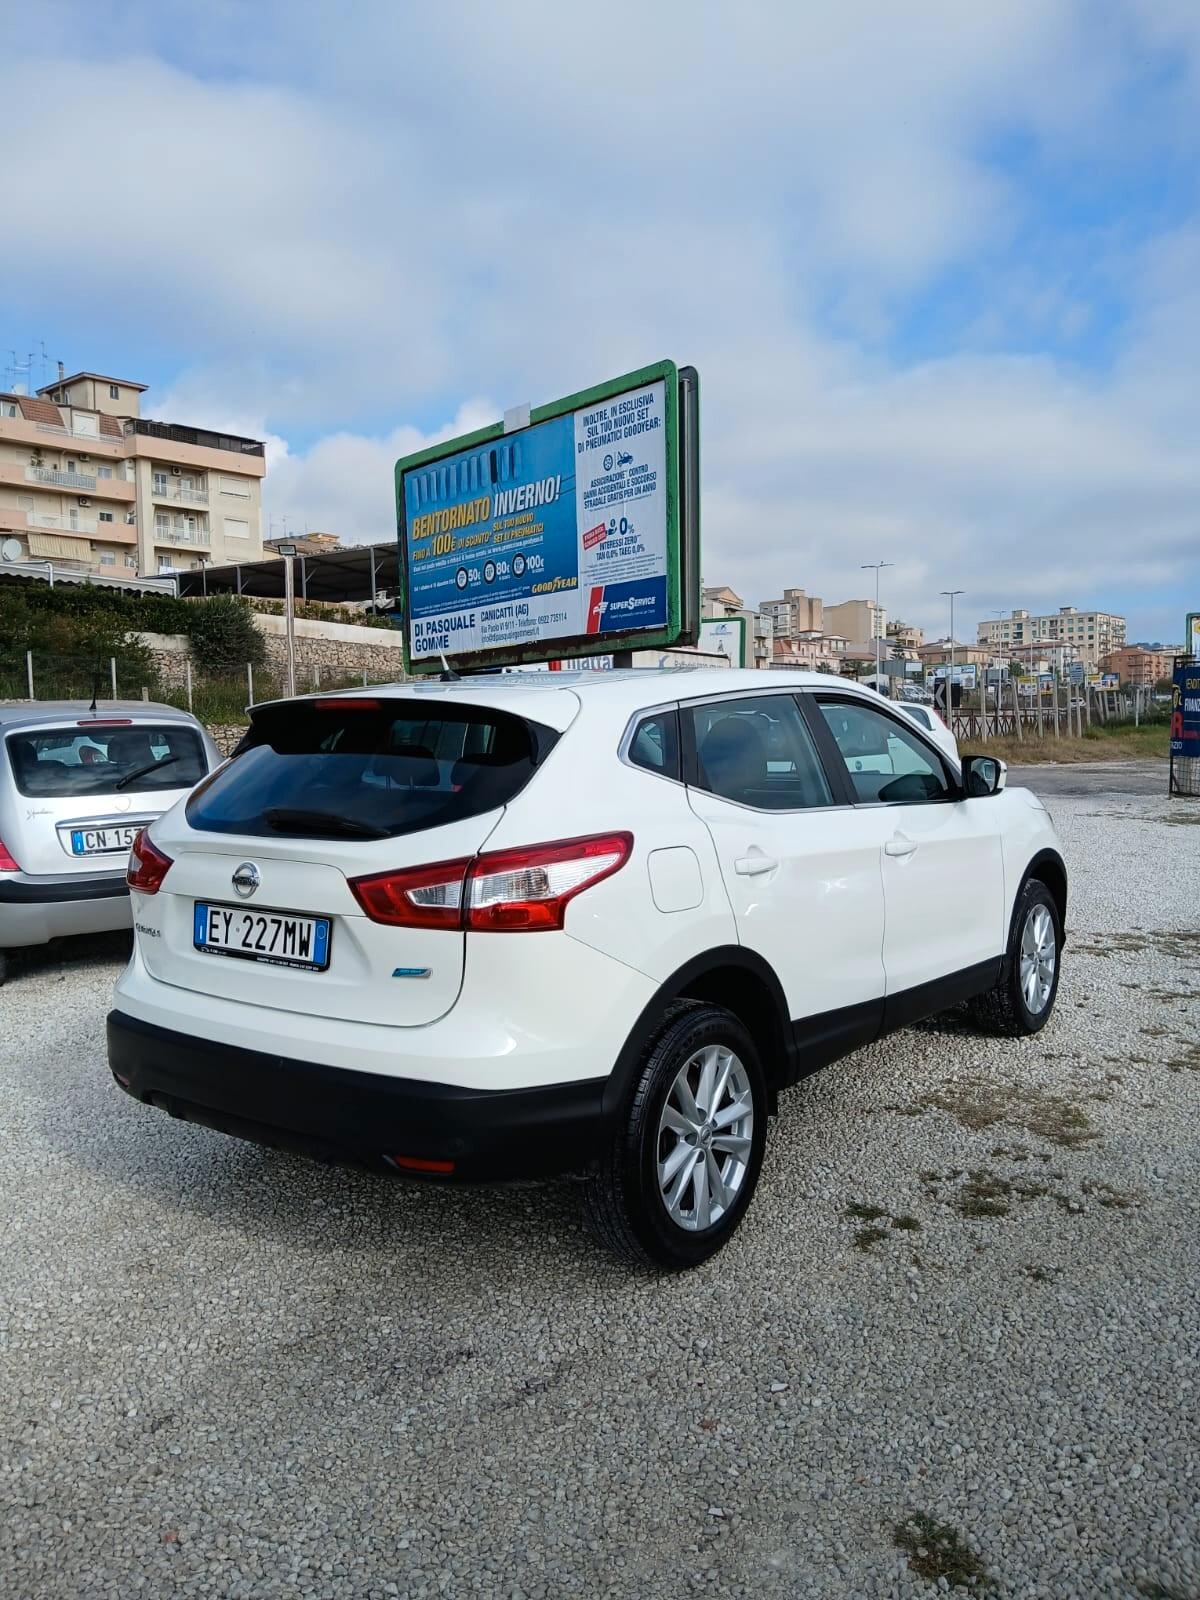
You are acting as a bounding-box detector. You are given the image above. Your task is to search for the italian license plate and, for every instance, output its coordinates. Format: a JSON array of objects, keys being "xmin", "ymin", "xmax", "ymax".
[
  {"xmin": 70, "ymin": 824, "xmax": 142, "ymax": 856},
  {"xmin": 193, "ymin": 902, "xmax": 331, "ymax": 971}
]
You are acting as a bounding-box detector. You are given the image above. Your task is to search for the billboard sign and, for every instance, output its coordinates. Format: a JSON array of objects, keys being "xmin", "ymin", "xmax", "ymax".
[
  {"xmin": 1100, "ymin": 672, "xmax": 1120, "ymax": 690},
  {"xmin": 1171, "ymin": 660, "xmax": 1200, "ymax": 758},
  {"xmin": 929, "ymin": 663, "xmax": 977, "ymax": 689},
  {"xmin": 698, "ymin": 616, "xmax": 746, "ymax": 667},
  {"xmin": 395, "ymin": 360, "xmax": 698, "ymax": 672},
  {"xmin": 1188, "ymin": 612, "xmax": 1200, "ymax": 661}
]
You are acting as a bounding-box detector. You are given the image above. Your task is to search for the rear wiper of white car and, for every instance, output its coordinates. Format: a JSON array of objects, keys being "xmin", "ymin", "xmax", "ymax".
[
  {"xmin": 263, "ymin": 807, "xmax": 389, "ymax": 839},
  {"xmin": 115, "ymin": 755, "xmax": 181, "ymax": 791}
]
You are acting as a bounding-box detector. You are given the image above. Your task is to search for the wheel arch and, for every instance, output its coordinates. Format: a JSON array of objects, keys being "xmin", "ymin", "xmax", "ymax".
[
  {"xmin": 1013, "ymin": 849, "xmax": 1068, "ymax": 945},
  {"xmin": 601, "ymin": 946, "xmax": 794, "ymax": 1120}
]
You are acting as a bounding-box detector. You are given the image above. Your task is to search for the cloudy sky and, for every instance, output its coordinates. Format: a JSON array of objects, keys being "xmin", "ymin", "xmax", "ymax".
[{"xmin": 3, "ymin": 0, "xmax": 1198, "ymax": 644}]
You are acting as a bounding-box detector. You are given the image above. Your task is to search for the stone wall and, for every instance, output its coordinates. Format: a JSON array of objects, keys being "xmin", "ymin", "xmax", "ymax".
[
  {"xmin": 252, "ymin": 613, "xmax": 406, "ymax": 686},
  {"xmin": 134, "ymin": 615, "xmax": 408, "ymax": 692},
  {"xmin": 205, "ymin": 724, "xmax": 246, "ymax": 757}
]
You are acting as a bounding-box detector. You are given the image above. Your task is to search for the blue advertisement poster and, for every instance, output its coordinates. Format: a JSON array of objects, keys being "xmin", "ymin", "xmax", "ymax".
[
  {"xmin": 400, "ymin": 379, "xmax": 669, "ymax": 662},
  {"xmin": 1170, "ymin": 661, "xmax": 1200, "ymax": 757}
]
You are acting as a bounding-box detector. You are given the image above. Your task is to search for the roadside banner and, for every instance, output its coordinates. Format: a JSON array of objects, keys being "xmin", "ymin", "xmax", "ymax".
[
  {"xmin": 698, "ymin": 616, "xmax": 747, "ymax": 667},
  {"xmin": 1170, "ymin": 661, "xmax": 1200, "ymax": 758}
]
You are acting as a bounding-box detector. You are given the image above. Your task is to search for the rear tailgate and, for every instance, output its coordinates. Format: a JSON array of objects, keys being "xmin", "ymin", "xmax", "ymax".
[
  {"xmin": 139, "ymin": 815, "xmax": 506, "ymax": 1027},
  {"xmin": 132, "ymin": 690, "xmax": 574, "ymax": 1028}
]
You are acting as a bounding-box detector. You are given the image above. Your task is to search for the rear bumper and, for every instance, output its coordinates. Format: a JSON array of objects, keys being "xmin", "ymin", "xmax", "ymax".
[
  {"xmin": 0, "ymin": 870, "xmax": 130, "ymax": 948},
  {"xmin": 107, "ymin": 1010, "xmax": 614, "ymax": 1181}
]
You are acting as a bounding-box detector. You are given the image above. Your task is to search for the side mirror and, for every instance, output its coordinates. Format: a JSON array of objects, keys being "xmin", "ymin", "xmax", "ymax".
[{"xmin": 962, "ymin": 754, "xmax": 1007, "ymax": 798}]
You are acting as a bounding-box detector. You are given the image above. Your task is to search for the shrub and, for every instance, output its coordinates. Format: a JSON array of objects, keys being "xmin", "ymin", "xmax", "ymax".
[{"xmin": 183, "ymin": 593, "xmax": 266, "ymax": 670}]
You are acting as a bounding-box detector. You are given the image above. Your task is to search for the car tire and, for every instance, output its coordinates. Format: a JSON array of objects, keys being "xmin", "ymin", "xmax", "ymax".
[
  {"xmin": 969, "ymin": 878, "xmax": 1062, "ymax": 1037},
  {"xmin": 583, "ymin": 1001, "xmax": 769, "ymax": 1271}
]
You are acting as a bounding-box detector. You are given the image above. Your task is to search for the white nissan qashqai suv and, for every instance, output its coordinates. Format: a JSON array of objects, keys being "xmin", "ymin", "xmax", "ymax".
[{"xmin": 108, "ymin": 669, "xmax": 1066, "ymax": 1270}]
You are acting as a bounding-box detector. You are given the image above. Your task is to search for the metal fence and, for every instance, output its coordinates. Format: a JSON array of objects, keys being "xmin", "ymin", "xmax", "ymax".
[{"xmin": 0, "ymin": 651, "xmax": 408, "ymax": 727}]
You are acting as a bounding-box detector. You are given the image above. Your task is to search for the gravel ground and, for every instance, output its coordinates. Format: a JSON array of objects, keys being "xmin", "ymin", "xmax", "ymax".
[{"xmin": 2, "ymin": 775, "xmax": 1198, "ymax": 1599}]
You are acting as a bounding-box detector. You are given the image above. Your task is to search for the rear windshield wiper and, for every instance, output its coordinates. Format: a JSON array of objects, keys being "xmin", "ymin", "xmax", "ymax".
[
  {"xmin": 115, "ymin": 755, "xmax": 181, "ymax": 791},
  {"xmin": 263, "ymin": 807, "xmax": 388, "ymax": 839}
]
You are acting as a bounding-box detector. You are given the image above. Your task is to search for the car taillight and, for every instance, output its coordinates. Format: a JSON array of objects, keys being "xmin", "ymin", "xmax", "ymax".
[
  {"xmin": 0, "ymin": 836, "xmax": 19, "ymax": 872},
  {"xmin": 127, "ymin": 828, "xmax": 173, "ymax": 895},
  {"xmin": 349, "ymin": 832, "xmax": 633, "ymax": 933},
  {"xmin": 466, "ymin": 833, "xmax": 632, "ymax": 931},
  {"xmin": 349, "ymin": 858, "xmax": 469, "ymax": 928}
]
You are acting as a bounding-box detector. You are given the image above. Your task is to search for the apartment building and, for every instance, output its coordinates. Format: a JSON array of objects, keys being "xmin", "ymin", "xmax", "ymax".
[
  {"xmin": 887, "ymin": 619, "xmax": 924, "ymax": 653},
  {"xmin": 824, "ymin": 598, "xmax": 886, "ymax": 653},
  {"xmin": 759, "ymin": 586, "xmax": 824, "ymax": 638},
  {"xmin": 0, "ymin": 368, "xmax": 265, "ymax": 579},
  {"xmin": 1099, "ymin": 644, "xmax": 1177, "ymax": 688},
  {"xmin": 976, "ymin": 606, "xmax": 1125, "ymax": 671},
  {"xmin": 772, "ymin": 631, "xmax": 846, "ymax": 672}
]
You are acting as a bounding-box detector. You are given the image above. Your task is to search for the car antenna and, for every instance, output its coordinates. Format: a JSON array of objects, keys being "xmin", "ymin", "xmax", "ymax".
[
  {"xmin": 88, "ymin": 665, "xmax": 102, "ymax": 713},
  {"xmin": 438, "ymin": 652, "xmax": 460, "ymax": 682}
]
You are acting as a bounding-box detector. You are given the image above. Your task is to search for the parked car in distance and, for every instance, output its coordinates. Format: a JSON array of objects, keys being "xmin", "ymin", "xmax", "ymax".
[
  {"xmin": 895, "ymin": 700, "xmax": 960, "ymax": 767},
  {"xmin": 108, "ymin": 670, "xmax": 1066, "ymax": 1269},
  {"xmin": 0, "ymin": 702, "xmax": 220, "ymax": 983}
]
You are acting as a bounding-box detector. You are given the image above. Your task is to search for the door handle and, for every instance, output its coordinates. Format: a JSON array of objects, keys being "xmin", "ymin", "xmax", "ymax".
[
  {"xmin": 884, "ymin": 836, "xmax": 918, "ymax": 858},
  {"xmin": 734, "ymin": 853, "xmax": 778, "ymax": 876}
]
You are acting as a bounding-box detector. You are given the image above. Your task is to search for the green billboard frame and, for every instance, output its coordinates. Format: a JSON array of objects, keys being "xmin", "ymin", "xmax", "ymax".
[{"xmin": 394, "ymin": 359, "xmax": 698, "ymax": 674}]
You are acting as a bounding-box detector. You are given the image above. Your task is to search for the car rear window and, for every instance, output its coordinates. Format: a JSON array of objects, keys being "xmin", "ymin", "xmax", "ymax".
[
  {"xmin": 186, "ymin": 699, "xmax": 558, "ymax": 840},
  {"xmin": 5, "ymin": 724, "xmax": 208, "ymax": 799}
]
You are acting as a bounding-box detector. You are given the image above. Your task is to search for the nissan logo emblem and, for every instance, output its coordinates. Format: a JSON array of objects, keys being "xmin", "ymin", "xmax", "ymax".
[{"xmin": 232, "ymin": 862, "xmax": 260, "ymax": 898}]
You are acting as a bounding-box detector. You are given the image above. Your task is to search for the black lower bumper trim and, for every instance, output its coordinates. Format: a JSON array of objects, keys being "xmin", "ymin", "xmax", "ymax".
[
  {"xmin": 106, "ymin": 1010, "xmax": 613, "ymax": 1181},
  {"xmin": 0, "ymin": 871, "xmax": 128, "ymax": 904}
]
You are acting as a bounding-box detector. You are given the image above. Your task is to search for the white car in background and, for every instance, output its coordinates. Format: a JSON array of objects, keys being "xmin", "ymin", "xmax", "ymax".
[
  {"xmin": 896, "ymin": 700, "xmax": 960, "ymax": 767},
  {"xmin": 108, "ymin": 670, "xmax": 1065, "ymax": 1270},
  {"xmin": 0, "ymin": 702, "xmax": 220, "ymax": 984}
]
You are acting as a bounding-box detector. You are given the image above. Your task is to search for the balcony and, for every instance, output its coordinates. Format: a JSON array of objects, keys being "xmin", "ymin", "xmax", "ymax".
[
  {"xmin": 26, "ymin": 466, "xmax": 97, "ymax": 491},
  {"xmin": 151, "ymin": 481, "xmax": 209, "ymax": 505},
  {"xmin": 154, "ymin": 523, "xmax": 211, "ymax": 548}
]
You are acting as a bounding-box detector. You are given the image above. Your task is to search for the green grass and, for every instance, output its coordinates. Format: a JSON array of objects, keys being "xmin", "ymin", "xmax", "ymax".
[{"xmin": 961, "ymin": 720, "xmax": 1168, "ymax": 765}]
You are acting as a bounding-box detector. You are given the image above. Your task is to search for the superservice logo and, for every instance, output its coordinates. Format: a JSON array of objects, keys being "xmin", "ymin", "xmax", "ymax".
[{"xmin": 585, "ymin": 576, "xmax": 667, "ymax": 635}]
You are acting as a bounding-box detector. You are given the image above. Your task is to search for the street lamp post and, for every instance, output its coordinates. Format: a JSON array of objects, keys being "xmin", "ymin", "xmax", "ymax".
[
  {"xmin": 862, "ymin": 562, "xmax": 894, "ymax": 693},
  {"xmin": 276, "ymin": 541, "xmax": 299, "ymax": 698},
  {"xmin": 940, "ymin": 589, "xmax": 964, "ymax": 721}
]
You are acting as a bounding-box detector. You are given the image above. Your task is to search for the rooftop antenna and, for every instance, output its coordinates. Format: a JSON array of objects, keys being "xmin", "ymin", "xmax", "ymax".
[{"xmin": 438, "ymin": 651, "xmax": 460, "ymax": 681}]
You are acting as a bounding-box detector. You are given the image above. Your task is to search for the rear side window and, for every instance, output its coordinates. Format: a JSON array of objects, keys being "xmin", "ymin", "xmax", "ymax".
[
  {"xmin": 685, "ymin": 694, "xmax": 833, "ymax": 810},
  {"xmin": 5, "ymin": 724, "xmax": 207, "ymax": 798},
  {"xmin": 627, "ymin": 710, "xmax": 681, "ymax": 780},
  {"xmin": 187, "ymin": 699, "xmax": 557, "ymax": 840}
]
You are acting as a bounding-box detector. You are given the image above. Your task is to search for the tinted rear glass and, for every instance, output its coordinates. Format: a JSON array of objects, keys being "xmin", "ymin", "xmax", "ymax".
[
  {"xmin": 186, "ymin": 700, "xmax": 557, "ymax": 840},
  {"xmin": 5, "ymin": 724, "xmax": 208, "ymax": 799}
]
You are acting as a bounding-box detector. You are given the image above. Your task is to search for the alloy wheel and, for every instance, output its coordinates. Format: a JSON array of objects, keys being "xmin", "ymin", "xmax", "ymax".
[
  {"xmin": 656, "ymin": 1044, "xmax": 754, "ymax": 1232},
  {"xmin": 1020, "ymin": 903, "xmax": 1056, "ymax": 1015}
]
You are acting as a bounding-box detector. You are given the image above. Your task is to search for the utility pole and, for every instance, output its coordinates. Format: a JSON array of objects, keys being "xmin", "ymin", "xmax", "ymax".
[
  {"xmin": 941, "ymin": 589, "xmax": 964, "ymax": 722},
  {"xmin": 276, "ymin": 541, "xmax": 299, "ymax": 698},
  {"xmin": 862, "ymin": 562, "xmax": 893, "ymax": 694}
]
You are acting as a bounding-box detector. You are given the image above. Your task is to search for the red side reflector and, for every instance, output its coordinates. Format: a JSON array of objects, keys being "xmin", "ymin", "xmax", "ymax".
[
  {"xmin": 78, "ymin": 718, "xmax": 132, "ymax": 726},
  {"xmin": 388, "ymin": 1155, "xmax": 456, "ymax": 1175},
  {"xmin": 127, "ymin": 828, "xmax": 174, "ymax": 895},
  {"xmin": 0, "ymin": 836, "xmax": 20, "ymax": 872},
  {"xmin": 313, "ymin": 698, "xmax": 380, "ymax": 711}
]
